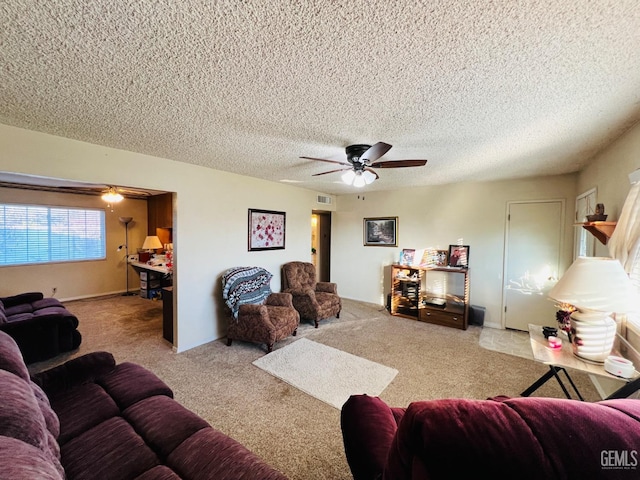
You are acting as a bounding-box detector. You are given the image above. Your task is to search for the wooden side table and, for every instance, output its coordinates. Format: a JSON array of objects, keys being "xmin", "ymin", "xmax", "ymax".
[{"xmin": 522, "ymin": 324, "xmax": 640, "ymax": 400}]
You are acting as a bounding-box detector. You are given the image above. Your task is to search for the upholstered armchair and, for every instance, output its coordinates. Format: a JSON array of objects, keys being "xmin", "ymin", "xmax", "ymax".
[
  {"xmin": 222, "ymin": 267, "xmax": 299, "ymax": 353},
  {"xmin": 281, "ymin": 261, "xmax": 341, "ymax": 328}
]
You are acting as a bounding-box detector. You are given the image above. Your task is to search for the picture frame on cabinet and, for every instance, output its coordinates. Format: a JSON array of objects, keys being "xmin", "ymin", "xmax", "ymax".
[
  {"xmin": 248, "ymin": 209, "xmax": 286, "ymax": 251},
  {"xmin": 448, "ymin": 245, "xmax": 469, "ymax": 268},
  {"xmin": 363, "ymin": 217, "xmax": 398, "ymax": 246}
]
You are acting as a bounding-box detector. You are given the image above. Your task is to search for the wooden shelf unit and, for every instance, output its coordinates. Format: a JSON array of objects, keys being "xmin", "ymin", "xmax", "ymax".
[
  {"xmin": 579, "ymin": 221, "xmax": 616, "ymax": 245},
  {"xmin": 390, "ymin": 264, "xmax": 469, "ymax": 330}
]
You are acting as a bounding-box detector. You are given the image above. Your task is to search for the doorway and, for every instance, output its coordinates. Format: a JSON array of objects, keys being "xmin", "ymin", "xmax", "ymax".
[
  {"xmin": 503, "ymin": 200, "xmax": 564, "ymax": 331},
  {"xmin": 311, "ymin": 211, "xmax": 332, "ymax": 282}
]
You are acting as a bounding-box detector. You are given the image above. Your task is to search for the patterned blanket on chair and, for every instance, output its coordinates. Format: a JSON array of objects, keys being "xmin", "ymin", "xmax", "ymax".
[{"xmin": 222, "ymin": 266, "xmax": 273, "ymax": 319}]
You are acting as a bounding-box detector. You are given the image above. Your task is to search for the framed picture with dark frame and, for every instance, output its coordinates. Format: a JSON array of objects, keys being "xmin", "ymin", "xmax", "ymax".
[
  {"xmin": 363, "ymin": 217, "xmax": 398, "ymax": 247},
  {"xmin": 248, "ymin": 209, "xmax": 286, "ymax": 251},
  {"xmin": 448, "ymin": 245, "xmax": 469, "ymax": 268}
]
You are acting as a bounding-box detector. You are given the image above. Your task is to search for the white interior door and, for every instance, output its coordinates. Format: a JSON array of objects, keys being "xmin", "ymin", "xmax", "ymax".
[{"xmin": 504, "ymin": 201, "xmax": 563, "ymax": 331}]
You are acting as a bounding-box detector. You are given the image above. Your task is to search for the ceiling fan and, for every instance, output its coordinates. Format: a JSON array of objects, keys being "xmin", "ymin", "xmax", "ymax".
[{"xmin": 301, "ymin": 142, "xmax": 428, "ymax": 187}]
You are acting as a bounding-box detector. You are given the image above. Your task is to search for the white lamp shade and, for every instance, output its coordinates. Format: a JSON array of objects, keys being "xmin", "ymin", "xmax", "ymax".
[
  {"xmin": 362, "ymin": 170, "xmax": 377, "ymax": 184},
  {"xmin": 341, "ymin": 170, "xmax": 356, "ymax": 185},
  {"xmin": 142, "ymin": 235, "xmax": 163, "ymax": 250},
  {"xmin": 101, "ymin": 187, "xmax": 123, "ymax": 203},
  {"xmin": 548, "ymin": 257, "xmax": 636, "ymax": 313},
  {"xmin": 353, "ymin": 173, "xmax": 366, "ymax": 188}
]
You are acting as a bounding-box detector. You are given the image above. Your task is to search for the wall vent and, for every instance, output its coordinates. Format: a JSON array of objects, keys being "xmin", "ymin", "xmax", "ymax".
[{"xmin": 317, "ymin": 194, "xmax": 332, "ymax": 205}]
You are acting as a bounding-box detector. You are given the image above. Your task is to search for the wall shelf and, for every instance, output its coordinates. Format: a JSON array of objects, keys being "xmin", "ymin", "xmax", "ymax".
[{"xmin": 579, "ymin": 221, "xmax": 616, "ymax": 245}]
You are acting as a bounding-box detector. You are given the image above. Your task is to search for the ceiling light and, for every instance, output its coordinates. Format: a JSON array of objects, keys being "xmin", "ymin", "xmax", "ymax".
[
  {"xmin": 341, "ymin": 169, "xmax": 376, "ymax": 187},
  {"xmin": 101, "ymin": 186, "xmax": 123, "ymax": 203},
  {"xmin": 341, "ymin": 170, "xmax": 356, "ymax": 185},
  {"xmin": 362, "ymin": 170, "xmax": 376, "ymax": 184},
  {"xmin": 353, "ymin": 173, "xmax": 366, "ymax": 188}
]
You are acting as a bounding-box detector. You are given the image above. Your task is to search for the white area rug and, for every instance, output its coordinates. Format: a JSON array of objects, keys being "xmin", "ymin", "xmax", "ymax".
[{"xmin": 252, "ymin": 338, "xmax": 398, "ymax": 409}]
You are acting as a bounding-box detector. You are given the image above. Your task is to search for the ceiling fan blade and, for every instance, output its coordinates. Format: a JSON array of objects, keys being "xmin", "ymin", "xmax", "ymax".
[
  {"xmin": 370, "ymin": 159, "xmax": 428, "ymax": 168},
  {"xmin": 312, "ymin": 167, "xmax": 352, "ymax": 177},
  {"xmin": 301, "ymin": 156, "xmax": 351, "ymax": 166},
  {"xmin": 361, "ymin": 142, "xmax": 392, "ymax": 163}
]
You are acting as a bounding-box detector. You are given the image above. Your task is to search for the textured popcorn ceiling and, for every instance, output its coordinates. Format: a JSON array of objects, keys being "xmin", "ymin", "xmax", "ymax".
[{"xmin": 1, "ymin": 1, "xmax": 640, "ymax": 194}]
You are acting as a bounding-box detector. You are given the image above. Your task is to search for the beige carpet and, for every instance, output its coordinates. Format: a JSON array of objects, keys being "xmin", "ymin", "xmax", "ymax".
[
  {"xmin": 28, "ymin": 294, "xmax": 601, "ymax": 480},
  {"xmin": 253, "ymin": 338, "xmax": 398, "ymax": 409}
]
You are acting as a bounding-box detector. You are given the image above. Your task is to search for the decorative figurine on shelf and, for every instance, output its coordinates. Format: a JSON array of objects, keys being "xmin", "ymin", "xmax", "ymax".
[{"xmin": 587, "ymin": 203, "xmax": 608, "ymax": 222}]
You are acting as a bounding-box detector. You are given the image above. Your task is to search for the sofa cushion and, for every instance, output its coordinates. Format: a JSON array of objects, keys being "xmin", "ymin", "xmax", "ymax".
[
  {"xmin": 384, "ymin": 396, "xmax": 640, "ymax": 479},
  {"xmin": 0, "ymin": 370, "xmax": 49, "ymax": 450},
  {"xmin": 0, "ymin": 437, "xmax": 63, "ymax": 480},
  {"xmin": 167, "ymin": 427, "xmax": 288, "ymax": 480},
  {"xmin": 50, "ymin": 382, "xmax": 120, "ymax": 445},
  {"xmin": 0, "ymin": 330, "xmax": 30, "ymax": 380},
  {"xmin": 0, "ymin": 370, "xmax": 64, "ymax": 477},
  {"xmin": 32, "ymin": 298, "xmax": 64, "ymax": 310},
  {"xmin": 5, "ymin": 303, "xmax": 34, "ymax": 316},
  {"xmin": 33, "ymin": 351, "xmax": 116, "ymax": 395},
  {"xmin": 61, "ymin": 416, "xmax": 160, "ymax": 480},
  {"xmin": 124, "ymin": 395, "xmax": 209, "ymax": 458},
  {"xmin": 30, "ymin": 380, "xmax": 60, "ymax": 439},
  {"xmin": 98, "ymin": 362, "xmax": 173, "ymax": 409},
  {"xmin": 134, "ymin": 465, "xmax": 182, "ymax": 480},
  {"xmin": 0, "ymin": 292, "xmax": 43, "ymax": 308}
]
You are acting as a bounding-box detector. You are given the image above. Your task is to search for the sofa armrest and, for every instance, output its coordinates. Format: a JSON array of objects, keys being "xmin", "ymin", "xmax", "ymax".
[
  {"xmin": 266, "ymin": 292, "xmax": 294, "ymax": 308},
  {"xmin": 0, "ymin": 292, "xmax": 44, "ymax": 308},
  {"xmin": 237, "ymin": 304, "xmax": 275, "ymax": 329},
  {"xmin": 341, "ymin": 395, "xmax": 400, "ymax": 480},
  {"xmin": 32, "ymin": 351, "xmax": 116, "ymax": 395},
  {"xmin": 316, "ymin": 282, "xmax": 337, "ymax": 294}
]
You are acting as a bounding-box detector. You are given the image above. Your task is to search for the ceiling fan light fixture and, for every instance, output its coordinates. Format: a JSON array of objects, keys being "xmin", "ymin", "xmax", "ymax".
[
  {"xmin": 353, "ymin": 172, "xmax": 367, "ymax": 188},
  {"xmin": 362, "ymin": 170, "xmax": 376, "ymax": 185},
  {"xmin": 101, "ymin": 186, "xmax": 124, "ymax": 203},
  {"xmin": 341, "ymin": 170, "xmax": 356, "ymax": 185}
]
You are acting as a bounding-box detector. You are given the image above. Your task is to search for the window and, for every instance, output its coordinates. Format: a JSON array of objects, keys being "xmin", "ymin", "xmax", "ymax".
[
  {"xmin": 0, "ymin": 204, "xmax": 106, "ymax": 266},
  {"xmin": 574, "ymin": 188, "xmax": 596, "ymax": 259}
]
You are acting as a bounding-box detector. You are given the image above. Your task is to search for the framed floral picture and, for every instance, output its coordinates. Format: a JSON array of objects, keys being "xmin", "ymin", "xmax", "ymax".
[{"xmin": 248, "ymin": 209, "xmax": 286, "ymax": 251}]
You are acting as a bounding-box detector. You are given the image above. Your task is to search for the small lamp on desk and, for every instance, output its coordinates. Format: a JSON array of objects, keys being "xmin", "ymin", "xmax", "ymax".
[
  {"xmin": 548, "ymin": 257, "xmax": 636, "ymax": 362},
  {"xmin": 140, "ymin": 235, "xmax": 163, "ymax": 262}
]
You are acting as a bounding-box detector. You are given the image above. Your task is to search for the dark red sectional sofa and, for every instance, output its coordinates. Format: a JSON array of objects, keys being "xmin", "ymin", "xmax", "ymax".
[
  {"xmin": 341, "ymin": 393, "xmax": 640, "ymax": 479},
  {"xmin": 0, "ymin": 330, "xmax": 286, "ymax": 479},
  {"xmin": 0, "ymin": 292, "xmax": 81, "ymax": 363}
]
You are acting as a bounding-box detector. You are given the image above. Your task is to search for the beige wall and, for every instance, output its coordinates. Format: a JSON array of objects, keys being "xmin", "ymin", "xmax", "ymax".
[
  {"xmin": 0, "ymin": 187, "xmax": 148, "ymax": 299},
  {"xmin": 577, "ymin": 120, "xmax": 640, "ymax": 256},
  {"xmin": 331, "ymin": 175, "xmax": 578, "ymax": 328},
  {"xmin": 0, "ymin": 124, "xmax": 331, "ymax": 352},
  {"xmin": 5, "ymin": 120, "xmax": 637, "ymax": 351}
]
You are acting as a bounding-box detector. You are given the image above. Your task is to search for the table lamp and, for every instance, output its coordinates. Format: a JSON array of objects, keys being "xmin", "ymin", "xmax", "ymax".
[
  {"xmin": 139, "ymin": 235, "xmax": 163, "ymax": 262},
  {"xmin": 548, "ymin": 257, "xmax": 636, "ymax": 362}
]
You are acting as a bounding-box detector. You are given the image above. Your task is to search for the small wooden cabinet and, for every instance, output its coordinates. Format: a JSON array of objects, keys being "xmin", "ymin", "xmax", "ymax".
[
  {"xmin": 147, "ymin": 193, "xmax": 173, "ymax": 246},
  {"xmin": 390, "ymin": 264, "xmax": 469, "ymax": 330}
]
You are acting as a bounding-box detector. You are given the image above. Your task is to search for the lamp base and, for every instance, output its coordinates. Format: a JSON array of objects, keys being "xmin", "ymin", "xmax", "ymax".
[{"xmin": 570, "ymin": 312, "xmax": 616, "ymax": 363}]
